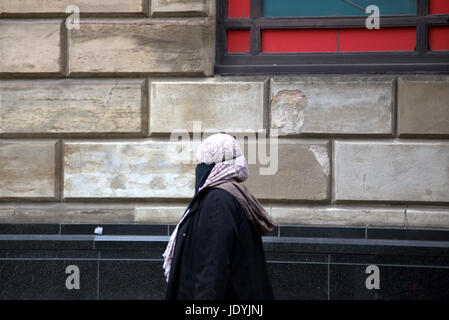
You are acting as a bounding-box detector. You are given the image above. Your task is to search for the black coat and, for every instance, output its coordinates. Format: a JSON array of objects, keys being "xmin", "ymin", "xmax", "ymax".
[{"xmin": 165, "ymin": 186, "xmax": 275, "ymax": 300}]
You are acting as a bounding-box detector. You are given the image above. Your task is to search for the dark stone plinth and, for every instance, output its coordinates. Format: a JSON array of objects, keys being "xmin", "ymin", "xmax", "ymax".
[{"xmin": 0, "ymin": 224, "xmax": 448, "ymax": 300}]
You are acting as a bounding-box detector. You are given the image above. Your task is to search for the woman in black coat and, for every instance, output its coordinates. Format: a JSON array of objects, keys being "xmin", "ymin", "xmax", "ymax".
[{"xmin": 163, "ymin": 133, "xmax": 275, "ymax": 300}]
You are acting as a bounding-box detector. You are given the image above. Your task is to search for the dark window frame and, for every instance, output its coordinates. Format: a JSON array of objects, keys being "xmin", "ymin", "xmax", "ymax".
[{"xmin": 215, "ymin": 0, "xmax": 449, "ymax": 74}]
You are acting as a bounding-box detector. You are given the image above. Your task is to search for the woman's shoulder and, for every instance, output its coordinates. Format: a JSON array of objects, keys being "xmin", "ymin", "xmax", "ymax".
[
  {"xmin": 202, "ymin": 187, "xmax": 236, "ymax": 204},
  {"xmin": 200, "ymin": 187, "xmax": 244, "ymax": 214},
  {"xmin": 198, "ymin": 187, "xmax": 244, "ymax": 230}
]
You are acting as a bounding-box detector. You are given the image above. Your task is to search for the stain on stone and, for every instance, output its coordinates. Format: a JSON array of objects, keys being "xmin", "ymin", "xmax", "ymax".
[
  {"xmin": 64, "ymin": 145, "xmax": 78, "ymax": 157},
  {"xmin": 110, "ymin": 174, "xmax": 126, "ymax": 190},
  {"xmin": 363, "ymin": 173, "xmax": 367, "ymax": 191},
  {"xmin": 149, "ymin": 176, "xmax": 165, "ymax": 190},
  {"xmin": 271, "ymin": 90, "xmax": 307, "ymax": 135}
]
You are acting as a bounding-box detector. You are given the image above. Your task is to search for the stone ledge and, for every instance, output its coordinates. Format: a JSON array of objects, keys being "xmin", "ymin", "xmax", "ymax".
[
  {"xmin": 406, "ymin": 207, "xmax": 449, "ymax": 229},
  {"xmin": 271, "ymin": 206, "xmax": 406, "ymax": 227},
  {"xmin": 2, "ymin": 204, "xmax": 446, "ymax": 229}
]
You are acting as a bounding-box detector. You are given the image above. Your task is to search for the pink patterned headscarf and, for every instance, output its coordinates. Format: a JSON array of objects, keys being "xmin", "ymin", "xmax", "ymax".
[
  {"xmin": 196, "ymin": 133, "xmax": 249, "ymax": 189},
  {"xmin": 162, "ymin": 133, "xmax": 249, "ymax": 282}
]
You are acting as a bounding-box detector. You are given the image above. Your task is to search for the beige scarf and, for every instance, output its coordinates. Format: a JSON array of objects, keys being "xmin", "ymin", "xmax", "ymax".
[{"xmin": 209, "ymin": 179, "xmax": 274, "ymax": 236}]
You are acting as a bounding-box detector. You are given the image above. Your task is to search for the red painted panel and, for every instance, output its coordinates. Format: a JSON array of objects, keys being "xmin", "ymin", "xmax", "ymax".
[
  {"xmin": 429, "ymin": 0, "xmax": 449, "ymax": 14},
  {"xmin": 429, "ymin": 26, "xmax": 449, "ymax": 51},
  {"xmin": 228, "ymin": 0, "xmax": 251, "ymax": 18},
  {"xmin": 339, "ymin": 28, "xmax": 416, "ymax": 52},
  {"xmin": 261, "ymin": 29, "xmax": 338, "ymax": 53},
  {"xmin": 227, "ymin": 30, "xmax": 250, "ymax": 53}
]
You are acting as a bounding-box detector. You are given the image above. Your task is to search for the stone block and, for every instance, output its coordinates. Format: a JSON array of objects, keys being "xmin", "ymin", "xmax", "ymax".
[
  {"xmin": 150, "ymin": 78, "xmax": 266, "ymax": 134},
  {"xmin": 0, "ymin": 21, "xmax": 61, "ymax": 74},
  {"xmin": 243, "ymin": 139, "xmax": 330, "ymax": 201},
  {"xmin": 0, "ymin": 0, "xmax": 144, "ymax": 15},
  {"xmin": 68, "ymin": 19, "xmax": 213, "ymax": 75},
  {"xmin": 0, "ymin": 140, "xmax": 57, "ymax": 198},
  {"xmin": 0, "ymin": 79, "xmax": 145, "ymax": 135},
  {"xmin": 63, "ymin": 140, "xmax": 197, "ymax": 199},
  {"xmin": 151, "ymin": 0, "xmax": 211, "ymax": 16},
  {"xmin": 398, "ymin": 77, "xmax": 449, "ymax": 136},
  {"xmin": 335, "ymin": 141, "xmax": 449, "ymax": 202},
  {"xmin": 270, "ymin": 77, "xmax": 394, "ymax": 136}
]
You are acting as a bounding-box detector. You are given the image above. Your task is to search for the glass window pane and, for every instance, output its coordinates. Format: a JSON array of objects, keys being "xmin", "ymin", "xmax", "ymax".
[
  {"xmin": 429, "ymin": 0, "xmax": 449, "ymax": 14},
  {"xmin": 339, "ymin": 27, "xmax": 416, "ymax": 52},
  {"xmin": 429, "ymin": 27, "xmax": 449, "ymax": 51},
  {"xmin": 262, "ymin": 0, "xmax": 416, "ymax": 17},
  {"xmin": 228, "ymin": 0, "xmax": 251, "ymax": 18},
  {"xmin": 261, "ymin": 29, "xmax": 338, "ymax": 53},
  {"xmin": 227, "ymin": 30, "xmax": 251, "ymax": 53}
]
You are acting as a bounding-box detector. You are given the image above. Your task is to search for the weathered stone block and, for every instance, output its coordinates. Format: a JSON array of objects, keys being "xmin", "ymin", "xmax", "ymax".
[
  {"xmin": 243, "ymin": 139, "xmax": 330, "ymax": 201},
  {"xmin": 335, "ymin": 141, "xmax": 449, "ymax": 202},
  {"xmin": 151, "ymin": 0, "xmax": 211, "ymax": 16},
  {"xmin": 0, "ymin": 140, "xmax": 57, "ymax": 198},
  {"xmin": 134, "ymin": 205, "xmax": 188, "ymax": 223},
  {"xmin": 398, "ymin": 77, "xmax": 449, "ymax": 136},
  {"xmin": 270, "ymin": 77, "xmax": 393, "ymax": 136},
  {"xmin": 0, "ymin": 79, "xmax": 145, "ymax": 135},
  {"xmin": 0, "ymin": 0, "xmax": 144, "ymax": 14},
  {"xmin": 68, "ymin": 19, "xmax": 213, "ymax": 75},
  {"xmin": 63, "ymin": 140, "xmax": 198, "ymax": 199},
  {"xmin": 406, "ymin": 207, "xmax": 449, "ymax": 229},
  {"xmin": 150, "ymin": 78, "xmax": 267, "ymax": 134},
  {"xmin": 271, "ymin": 206, "xmax": 405, "ymax": 227},
  {"xmin": 10, "ymin": 203, "xmax": 136, "ymax": 223},
  {"xmin": 0, "ymin": 21, "xmax": 61, "ymax": 73}
]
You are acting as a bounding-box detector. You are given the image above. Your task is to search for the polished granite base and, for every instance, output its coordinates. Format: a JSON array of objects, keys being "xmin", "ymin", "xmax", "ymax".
[{"xmin": 0, "ymin": 223, "xmax": 448, "ymax": 300}]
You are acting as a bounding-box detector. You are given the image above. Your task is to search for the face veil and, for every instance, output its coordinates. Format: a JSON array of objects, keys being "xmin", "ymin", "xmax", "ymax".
[{"xmin": 194, "ymin": 162, "xmax": 215, "ymax": 196}]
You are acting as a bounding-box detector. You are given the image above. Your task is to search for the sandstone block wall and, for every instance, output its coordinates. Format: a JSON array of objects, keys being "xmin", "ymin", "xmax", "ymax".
[{"xmin": 0, "ymin": 1, "xmax": 448, "ymax": 229}]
